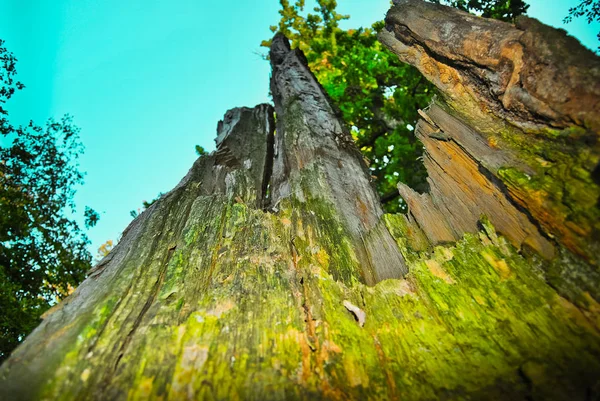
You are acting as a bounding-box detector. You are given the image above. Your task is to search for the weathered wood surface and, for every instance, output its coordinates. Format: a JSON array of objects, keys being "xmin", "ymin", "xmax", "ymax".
[
  {"xmin": 381, "ymin": 0, "xmax": 600, "ymax": 300},
  {"xmin": 0, "ymin": 17, "xmax": 599, "ymax": 401},
  {"xmin": 398, "ymin": 104, "xmax": 555, "ymax": 259},
  {"xmin": 383, "ymin": 0, "xmax": 600, "ymax": 132},
  {"xmin": 269, "ymin": 33, "xmax": 407, "ymax": 284}
]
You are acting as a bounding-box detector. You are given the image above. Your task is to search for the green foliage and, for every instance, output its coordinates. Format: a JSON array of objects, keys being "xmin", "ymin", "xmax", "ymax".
[
  {"xmin": 564, "ymin": 0, "xmax": 600, "ymax": 50},
  {"xmin": 0, "ymin": 40, "xmax": 24, "ymax": 136},
  {"xmin": 130, "ymin": 192, "xmax": 163, "ymax": 219},
  {"xmin": 431, "ymin": 0, "xmax": 529, "ymax": 21},
  {"xmin": 262, "ymin": 0, "xmax": 529, "ymax": 213},
  {"xmin": 0, "ymin": 40, "xmax": 97, "ymax": 361},
  {"xmin": 262, "ymin": 1, "xmax": 433, "ymax": 213},
  {"xmin": 84, "ymin": 206, "xmax": 99, "ymax": 229},
  {"xmin": 195, "ymin": 145, "xmax": 206, "ymax": 156}
]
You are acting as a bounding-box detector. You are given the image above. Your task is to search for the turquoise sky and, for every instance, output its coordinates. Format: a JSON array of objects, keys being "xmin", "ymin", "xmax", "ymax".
[{"xmin": 1, "ymin": 0, "xmax": 598, "ymax": 256}]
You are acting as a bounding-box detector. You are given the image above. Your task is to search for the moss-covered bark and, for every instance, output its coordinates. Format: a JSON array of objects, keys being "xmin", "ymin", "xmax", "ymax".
[
  {"xmin": 1, "ymin": 21, "xmax": 599, "ymax": 401},
  {"xmin": 381, "ymin": 0, "xmax": 600, "ymax": 308}
]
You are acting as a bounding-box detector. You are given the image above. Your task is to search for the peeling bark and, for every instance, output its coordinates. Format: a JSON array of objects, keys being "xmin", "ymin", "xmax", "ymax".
[
  {"xmin": 0, "ymin": 22, "xmax": 599, "ymax": 401},
  {"xmin": 382, "ymin": 0, "xmax": 600, "ymax": 132},
  {"xmin": 399, "ymin": 103, "xmax": 555, "ymax": 259},
  {"xmin": 381, "ymin": 0, "xmax": 600, "ymax": 297}
]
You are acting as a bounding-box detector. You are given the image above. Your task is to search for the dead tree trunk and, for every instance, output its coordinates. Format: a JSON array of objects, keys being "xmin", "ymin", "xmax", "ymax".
[
  {"xmin": 1, "ymin": 4, "xmax": 600, "ymax": 400},
  {"xmin": 379, "ymin": 0, "xmax": 600, "ymax": 302}
]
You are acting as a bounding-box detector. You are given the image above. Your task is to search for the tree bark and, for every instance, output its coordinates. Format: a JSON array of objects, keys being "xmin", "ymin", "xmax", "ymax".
[
  {"xmin": 1, "ymin": 5, "xmax": 600, "ymax": 401},
  {"xmin": 380, "ymin": 0, "xmax": 600, "ymax": 301}
]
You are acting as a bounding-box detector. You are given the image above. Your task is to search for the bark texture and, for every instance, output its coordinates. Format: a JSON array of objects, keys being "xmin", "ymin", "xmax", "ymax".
[
  {"xmin": 268, "ymin": 34, "xmax": 406, "ymax": 284},
  {"xmin": 381, "ymin": 0, "xmax": 600, "ymax": 301},
  {"xmin": 0, "ymin": 11, "xmax": 599, "ymax": 401}
]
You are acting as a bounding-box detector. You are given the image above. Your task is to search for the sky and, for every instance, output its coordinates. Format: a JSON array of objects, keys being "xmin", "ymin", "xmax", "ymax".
[{"xmin": 1, "ymin": 0, "xmax": 598, "ymax": 257}]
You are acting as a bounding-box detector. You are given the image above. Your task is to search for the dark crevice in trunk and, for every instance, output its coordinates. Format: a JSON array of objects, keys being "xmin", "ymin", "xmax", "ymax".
[{"xmin": 261, "ymin": 111, "xmax": 276, "ymax": 210}]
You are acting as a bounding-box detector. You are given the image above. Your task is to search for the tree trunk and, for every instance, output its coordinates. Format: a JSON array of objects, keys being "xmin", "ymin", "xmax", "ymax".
[
  {"xmin": 379, "ymin": 0, "xmax": 600, "ymax": 301},
  {"xmin": 2, "ymin": 3, "xmax": 600, "ymax": 400}
]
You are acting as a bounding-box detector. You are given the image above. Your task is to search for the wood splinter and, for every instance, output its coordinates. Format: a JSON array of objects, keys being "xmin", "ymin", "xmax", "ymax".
[{"xmin": 343, "ymin": 300, "xmax": 366, "ymax": 327}]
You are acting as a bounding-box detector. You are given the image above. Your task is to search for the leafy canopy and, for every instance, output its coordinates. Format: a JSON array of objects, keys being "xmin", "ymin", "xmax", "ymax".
[{"xmin": 0, "ymin": 39, "xmax": 97, "ymax": 361}]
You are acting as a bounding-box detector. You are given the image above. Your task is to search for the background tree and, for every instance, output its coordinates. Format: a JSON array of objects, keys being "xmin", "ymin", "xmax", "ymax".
[
  {"xmin": 0, "ymin": 39, "xmax": 98, "ymax": 361},
  {"xmin": 261, "ymin": 0, "xmax": 529, "ymax": 212},
  {"xmin": 2, "ymin": 14, "xmax": 599, "ymax": 396}
]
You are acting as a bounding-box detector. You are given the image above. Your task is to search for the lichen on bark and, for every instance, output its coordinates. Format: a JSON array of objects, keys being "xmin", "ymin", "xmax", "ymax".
[
  {"xmin": 1, "ymin": 8, "xmax": 599, "ymax": 401},
  {"xmin": 381, "ymin": 0, "xmax": 600, "ymax": 305}
]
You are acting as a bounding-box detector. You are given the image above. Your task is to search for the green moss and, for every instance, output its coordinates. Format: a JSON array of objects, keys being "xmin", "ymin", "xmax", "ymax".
[
  {"xmin": 379, "ymin": 215, "xmax": 600, "ymax": 400},
  {"xmin": 383, "ymin": 213, "xmax": 430, "ymax": 260},
  {"xmin": 438, "ymin": 96, "xmax": 599, "ymax": 265},
  {"xmin": 35, "ymin": 184, "xmax": 600, "ymax": 401},
  {"xmin": 492, "ymin": 121, "xmax": 600, "ymax": 266}
]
